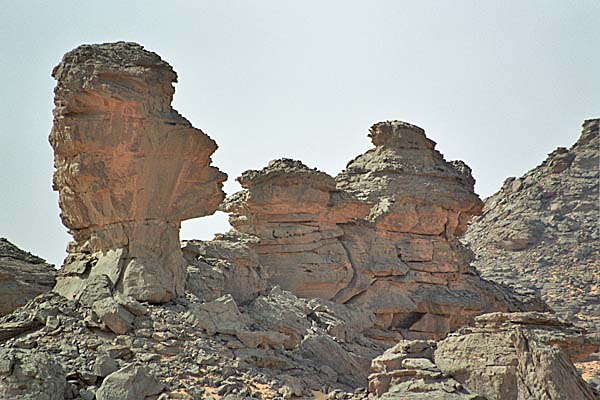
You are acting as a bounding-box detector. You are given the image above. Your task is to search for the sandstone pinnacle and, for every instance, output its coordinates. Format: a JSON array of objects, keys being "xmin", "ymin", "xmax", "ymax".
[{"xmin": 49, "ymin": 42, "xmax": 226, "ymax": 303}]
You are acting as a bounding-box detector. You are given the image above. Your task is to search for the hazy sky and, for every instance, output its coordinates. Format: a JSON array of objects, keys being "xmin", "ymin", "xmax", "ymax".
[{"xmin": 1, "ymin": 1, "xmax": 598, "ymax": 267}]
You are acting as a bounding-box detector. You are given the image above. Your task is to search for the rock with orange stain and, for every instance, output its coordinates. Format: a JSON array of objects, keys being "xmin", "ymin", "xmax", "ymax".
[
  {"xmin": 49, "ymin": 42, "xmax": 226, "ymax": 303},
  {"xmin": 216, "ymin": 121, "xmax": 545, "ymax": 341}
]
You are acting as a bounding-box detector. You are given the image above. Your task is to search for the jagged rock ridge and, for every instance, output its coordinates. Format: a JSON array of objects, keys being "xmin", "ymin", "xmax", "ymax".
[
  {"xmin": 49, "ymin": 42, "xmax": 226, "ymax": 304},
  {"xmin": 0, "ymin": 238, "xmax": 55, "ymax": 316}
]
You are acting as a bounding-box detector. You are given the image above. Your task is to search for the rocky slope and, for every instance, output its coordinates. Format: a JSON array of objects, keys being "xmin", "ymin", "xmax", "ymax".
[
  {"xmin": 0, "ymin": 238, "xmax": 56, "ymax": 316},
  {"xmin": 464, "ymin": 118, "xmax": 600, "ymax": 390}
]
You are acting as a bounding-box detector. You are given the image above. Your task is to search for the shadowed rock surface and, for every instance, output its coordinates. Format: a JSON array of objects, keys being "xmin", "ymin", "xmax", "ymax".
[
  {"xmin": 0, "ymin": 238, "xmax": 55, "ymax": 316},
  {"xmin": 49, "ymin": 42, "xmax": 226, "ymax": 303}
]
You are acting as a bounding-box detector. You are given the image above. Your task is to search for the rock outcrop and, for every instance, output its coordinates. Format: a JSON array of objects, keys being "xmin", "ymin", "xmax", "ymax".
[
  {"xmin": 0, "ymin": 238, "xmax": 55, "ymax": 316},
  {"xmin": 49, "ymin": 42, "xmax": 226, "ymax": 303},
  {"xmin": 217, "ymin": 121, "xmax": 545, "ymax": 341},
  {"xmin": 465, "ymin": 119, "xmax": 599, "ymax": 332},
  {"xmin": 371, "ymin": 312, "xmax": 598, "ymax": 399}
]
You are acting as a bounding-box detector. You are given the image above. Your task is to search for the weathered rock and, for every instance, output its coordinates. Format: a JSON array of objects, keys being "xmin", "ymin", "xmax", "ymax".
[
  {"xmin": 96, "ymin": 364, "xmax": 164, "ymax": 400},
  {"xmin": 93, "ymin": 354, "xmax": 119, "ymax": 378},
  {"xmin": 186, "ymin": 294, "xmax": 248, "ymax": 336},
  {"xmin": 433, "ymin": 312, "xmax": 597, "ymax": 399},
  {"xmin": 0, "ymin": 348, "xmax": 65, "ymax": 400},
  {"xmin": 369, "ymin": 340, "xmax": 483, "ymax": 399},
  {"xmin": 0, "ymin": 238, "xmax": 55, "ymax": 316},
  {"xmin": 220, "ymin": 121, "xmax": 545, "ymax": 340},
  {"xmin": 93, "ymin": 296, "xmax": 135, "ymax": 335},
  {"xmin": 464, "ymin": 119, "xmax": 600, "ymax": 387},
  {"xmin": 183, "ymin": 232, "xmax": 268, "ymax": 304},
  {"xmin": 49, "ymin": 42, "xmax": 226, "ymax": 303},
  {"xmin": 371, "ymin": 312, "xmax": 598, "ymax": 399},
  {"xmin": 300, "ymin": 334, "xmax": 369, "ymax": 387},
  {"xmin": 465, "ymin": 119, "xmax": 599, "ymax": 332}
]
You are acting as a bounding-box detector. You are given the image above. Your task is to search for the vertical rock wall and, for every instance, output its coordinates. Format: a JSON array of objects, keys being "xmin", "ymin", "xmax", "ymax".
[{"xmin": 49, "ymin": 42, "xmax": 226, "ymax": 303}]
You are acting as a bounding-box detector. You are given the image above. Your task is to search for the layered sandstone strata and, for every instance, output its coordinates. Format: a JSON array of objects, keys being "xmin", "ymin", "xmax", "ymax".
[
  {"xmin": 218, "ymin": 121, "xmax": 543, "ymax": 340},
  {"xmin": 49, "ymin": 42, "xmax": 226, "ymax": 303}
]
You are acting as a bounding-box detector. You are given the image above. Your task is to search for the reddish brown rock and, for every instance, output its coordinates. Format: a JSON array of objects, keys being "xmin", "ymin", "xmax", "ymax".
[
  {"xmin": 49, "ymin": 42, "xmax": 226, "ymax": 303},
  {"xmin": 216, "ymin": 121, "xmax": 544, "ymax": 341}
]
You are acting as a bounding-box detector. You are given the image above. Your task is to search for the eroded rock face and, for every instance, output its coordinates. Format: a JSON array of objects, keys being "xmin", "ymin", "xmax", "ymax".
[
  {"xmin": 219, "ymin": 121, "xmax": 544, "ymax": 340},
  {"xmin": 49, "ymin": 42, "xmax": 226, "ymax": 303},
  {"xmin": 0, "ymin": 238, "xmax": 55, "ymax": 316},
  {"xmin": 371, "ymin": 312, "xmax": 598, "ymax": 400},
  {"xmin": 465, "ymin": 119, "xmax": 600, "ymax": 332}
]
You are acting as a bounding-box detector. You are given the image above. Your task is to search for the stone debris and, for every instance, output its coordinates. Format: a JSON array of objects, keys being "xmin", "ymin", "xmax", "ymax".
[
  {"xmin": 0, "ymin": 238, "xmax": 55, "ymax": 316},
  {"xmin": 0, "ymin": 348, "xmax": 65, "ymax": 400},
  {"xmin": 49, "ymin": 42, "xmax": 226, "ymax": 304}
]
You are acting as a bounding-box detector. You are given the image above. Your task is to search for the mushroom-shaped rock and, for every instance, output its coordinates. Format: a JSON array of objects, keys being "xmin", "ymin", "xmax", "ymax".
[{"xmin": 50, "ymin": 42, "xmax": 226, "ymax": 303}]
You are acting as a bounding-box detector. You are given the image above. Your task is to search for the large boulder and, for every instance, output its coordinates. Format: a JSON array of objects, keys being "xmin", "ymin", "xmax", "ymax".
[
  {"xmin": 49, "ymin": 42, "xmax": 226, "ymax": 303},
  {"xmin": 95, "ymin": 365, "xmax": 163, "ymax": 400},
  {"xmin": 371, "ymin": 312, "xmax": 598, "ymax": 399}
]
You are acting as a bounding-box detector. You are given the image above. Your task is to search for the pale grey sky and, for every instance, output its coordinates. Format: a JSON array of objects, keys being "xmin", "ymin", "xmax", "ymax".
[{"xmin": 1, "ymin": 1, "xmax": 598, "ymax": 267}]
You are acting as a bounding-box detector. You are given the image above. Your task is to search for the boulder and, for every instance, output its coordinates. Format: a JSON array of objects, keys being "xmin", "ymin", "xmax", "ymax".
[
  {"xmin": 96, "ymin": 364, "xmax": 163, "ymax": 400},
  {"xmin": 186, "ymin": 294, "xmax": 248, "ymax": 336}
]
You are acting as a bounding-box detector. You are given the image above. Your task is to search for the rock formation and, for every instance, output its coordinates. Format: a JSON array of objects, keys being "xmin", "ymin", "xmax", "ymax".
[
  {"xmin": 216, "ymin": 121, "xmax": 545, "ymax": 341},
  {"xmin": 0, "ymin": 238, "xmax": 55, "ymax": 316},
  {"xmin": 49, "ymin": 42, "xmax": 226, "ymax": 303},
  {"xmin": 370, "ymin": 312, "xmax": 598, "ymax": 399},
  {"xmin": 465, "ymin": 119, "xmax": 599, "ymax": 331},
  {"xmin": 2, "ymin": 43, "xmax": 596, "ymax": 399}
]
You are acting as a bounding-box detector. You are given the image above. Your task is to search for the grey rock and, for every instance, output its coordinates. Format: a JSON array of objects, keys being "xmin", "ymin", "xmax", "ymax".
[
  {"xmin": 93, "ymin": 297, "xmax": 134, "ymax": 335},
  {"xmin": 96, "ymin": 364, "xmax": 163, "ymax": 400},
  {"xmin": 186, "ymin": 294, "xmax": 248, "ymax": 336},
  {"xmin": 0, "ymin": 238, "xmax": 55, "ymax": 316},
  {"xmin": 0, "ymin": 348, "xmax": 65, "ymax": 400}
]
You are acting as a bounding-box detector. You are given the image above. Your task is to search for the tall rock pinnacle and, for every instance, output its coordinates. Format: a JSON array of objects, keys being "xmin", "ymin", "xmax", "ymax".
[{"xmin": 49, "ymin": 42, "xmax": 226, "ymax": 303}]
